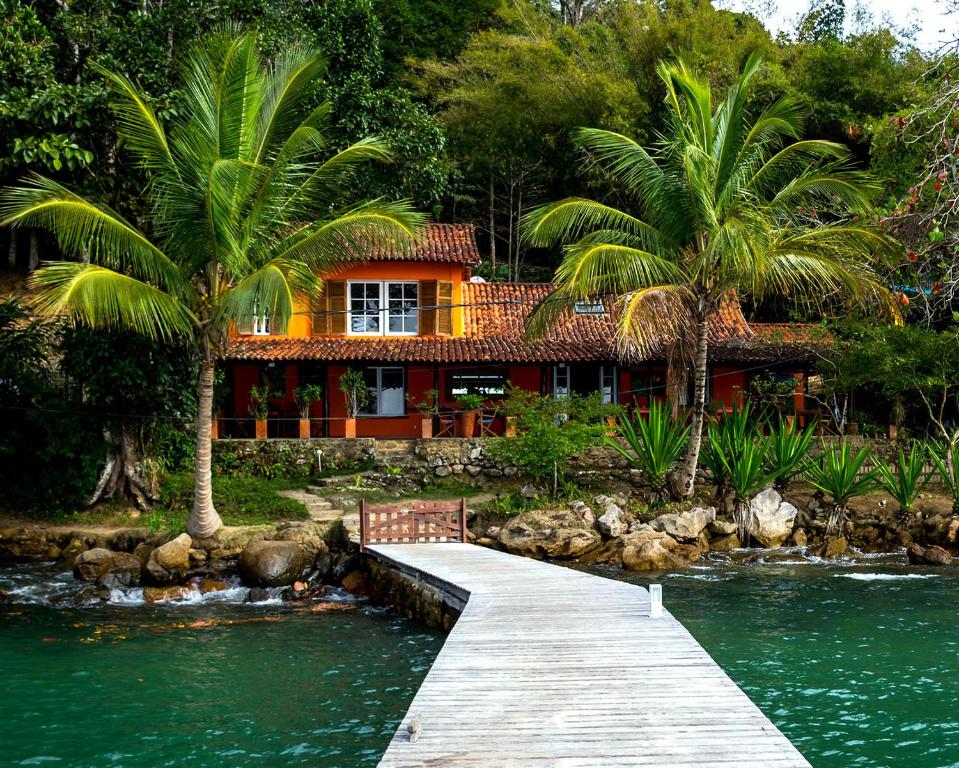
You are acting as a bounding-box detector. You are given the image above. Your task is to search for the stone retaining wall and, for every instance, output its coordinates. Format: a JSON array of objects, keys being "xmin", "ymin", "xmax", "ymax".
[{"xmin": 213, "ymin": 435, "xmax": 932, "ymax": 486}]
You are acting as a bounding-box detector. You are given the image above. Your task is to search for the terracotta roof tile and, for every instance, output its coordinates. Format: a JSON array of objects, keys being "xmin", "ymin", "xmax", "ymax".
[
  {"xmin": 225, "ymin": 283, "xmax": 822, "ymax": 364},
  {"xmin": 363, "ymin": 223, "xmax": 480, "ymax": 265}
]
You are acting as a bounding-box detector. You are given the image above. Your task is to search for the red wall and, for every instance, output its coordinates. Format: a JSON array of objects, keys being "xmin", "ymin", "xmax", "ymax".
[{"xmin": 710, "ymin": 367, "xmax": 747, "ymax": 409}]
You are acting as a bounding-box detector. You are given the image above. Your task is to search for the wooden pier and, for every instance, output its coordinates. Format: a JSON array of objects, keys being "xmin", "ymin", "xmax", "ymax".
[{"xmin": 366, "ymin": 542, "xmax": 811, "ymax": 768}]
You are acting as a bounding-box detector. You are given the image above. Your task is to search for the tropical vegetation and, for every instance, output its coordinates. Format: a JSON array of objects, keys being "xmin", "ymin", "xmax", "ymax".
[
  {"xmin": 0, "ymin": 29, "xmax": 423, "ymax": 537},
  {"xmin": 523, "ymin": 52, "xmax": 897, "ymax": 503}
]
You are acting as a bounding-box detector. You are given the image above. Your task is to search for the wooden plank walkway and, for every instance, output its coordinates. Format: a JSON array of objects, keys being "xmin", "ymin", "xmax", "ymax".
[{"xmin": 366, "ymin": 542, "xmax": 811, "ymax": 768}]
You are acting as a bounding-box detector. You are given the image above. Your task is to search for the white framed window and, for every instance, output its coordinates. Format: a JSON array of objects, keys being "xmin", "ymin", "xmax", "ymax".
[
  {"xmin": 349, "ymin": 281, "xmax": 382, "ymax": 335},
  {"xmin": 360, "ymin": 367, "xmax": 405, "ymax": 416},
  {"xmin": 553, "ymin": 364, "xmax": 570, "ymax": 398},
  {"xmin": 600, "ymin": 365, "xmax": 617, "ymax": 404},
  {"xmin": 348, "ymin": 281, "xmax": 418, "ymax": 336},
  {"xmin": 252, "ymin": 304, "xmax": 271, "ymax": 336},
  {"xmin": 387, "ymin": 282, "xmax": 419, "ymax": 334}
]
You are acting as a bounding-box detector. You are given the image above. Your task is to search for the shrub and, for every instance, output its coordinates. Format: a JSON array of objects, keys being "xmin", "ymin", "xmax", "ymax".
[
  {"xmin": 803, "ymin": 441, "xmax": 879, "ymax": 534},
  {"xmin": 293, "ymin": 384, "xmax": 324, "ymax": 419},
  {"xmin": 339, "ymin": 369, "xmax": 369, "ymax": 418},
  {"xmin": 608, "ymin": 401, "xmax": 689, "ymax": 504},
  {"xmin": 876, "ymin": 442, "xmax": 933, "ymax": 524},
  {"xmin": 487, "ymin": 393, "xmax": 606, "ymax": 494}
]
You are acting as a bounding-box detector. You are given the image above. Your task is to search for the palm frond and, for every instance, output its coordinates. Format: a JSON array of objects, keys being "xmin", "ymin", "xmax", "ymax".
[
  {"xmin": 28, "ymin": 263, "xmax": 195, "ymax": 341},
  {"xmin": 616, "ymin": 285, "xmax": 696, "ymax": 361},
  {"xmin": 0, "ymin": 175, "xmax": 186, "ymax": 294},
  {"xmin": 521, "ymin": 197, "xmax": 671, "ymax": 253},
  {"xmin": 92, "ymin": 62, "xmax": 176, "ymax": 175}
]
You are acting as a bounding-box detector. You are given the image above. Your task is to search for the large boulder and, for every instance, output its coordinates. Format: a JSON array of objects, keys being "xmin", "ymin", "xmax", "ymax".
[
  {"xmin": 73, "ymin": 548, "xmax": 117, "ymax": 582},
  {"xmin": 596, "ymin": 503, "xmax": 629, "ymax": 539},
  {"xmin": 906, "ymin": 544, "xmax": 953, "ymax": 566},
  {"xmin": 271, "ymin": 522, "xmax": 329, "ymax": 560},
  {"xmin": 708, "ymin": 519, "xmax": 737, "ymax": 537},
  {"xmin": 144, "ymin": 585, "xmax": 196, "ymax": 603},
  {"xmin": 145, "ymin": 533, "xmax": 192, "ymax": 583},
  {"xmin": 98, "ymin": 553, "xmax": 143, "ymax": 589},
  {"xmin": 709, "ymin": 533, "xmax": 741, "ymax": 552},
  {"xmin": 493, "ymin": 510, "xmax": 601, "ymax": 560},
  {"xmin": 820, "ymin": 535, "xmax": 848, "ymax": 559},
  {"xmin": 652, "ymin": 506, "xmax": 716, "ymax": 541},
  {"xmin": 747, "ymin": 489, "xmax": 798, "ymax": 548},
  {"xmin": 238, "ymin": 540, "xmax": 310, "ymax": 587},
  {"xmin": 621, "ymin": 528, "xmax": 687, "ymax": 572}
]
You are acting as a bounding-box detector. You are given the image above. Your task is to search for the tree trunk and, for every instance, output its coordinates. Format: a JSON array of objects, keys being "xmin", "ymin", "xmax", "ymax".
[
  {"xmin": 671, "ymin": 311, "xmax": 709, "ymax": 499},
  {"xmin": 28, "ymin": 231, "xmax": 39, "ymax": 271},
  {"xmin": 7, "ymin": 231, "xmax": 15, "ymax": 267},
  {"xmin": 87, "ymin": 425, "xmax": 155, "ymax": 508},
  {"xmin": 188, "ymin": 350, "xmax": 222, "ymax": 538},
  {"xmin": 488, "ymin": 172, "xmax": 496, "ymax": 274}
]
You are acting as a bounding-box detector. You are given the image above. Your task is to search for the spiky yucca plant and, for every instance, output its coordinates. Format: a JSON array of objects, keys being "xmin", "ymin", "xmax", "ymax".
[
  {"xmin": 523, "ymin": 53, "xmax": 898, "ymax": 501},
  {"xmin": 608, "ymin": 400, "xmax": 689, "ymax": 504},
  {"xmin": 929, "ymin": 438, "xmax": 959, "ymax": 515},
  {"xmin": 876, "ymin": 442, "xmax": 933, "ymax": 525},
  {"xmin": 765, "ymin": 417, "xmax": 817, "ymax": 492},
  {"xmin": 803, "ymin": 442, "xmax": 880, "ymax": 535},
  {"xmin": 0, "ymin": 30, "xmax": 424, "ymax": 537}
]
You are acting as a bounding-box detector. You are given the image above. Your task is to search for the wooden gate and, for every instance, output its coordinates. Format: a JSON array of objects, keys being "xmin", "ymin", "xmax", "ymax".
[{"xmin": 359, "ymin": 498, "xmax": 468, "ymax": 550}]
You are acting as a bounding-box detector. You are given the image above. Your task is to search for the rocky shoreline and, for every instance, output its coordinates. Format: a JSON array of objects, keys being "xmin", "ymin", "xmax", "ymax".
[
  {"xmin": 0, "ymin": 520, "xmax": 363, "ymax": 604},
  {"xmin": 471, "ymin": 488, "xmax": 959, "ymax": 570},
  {"xmin": 2, "ymin": 485, "xmax": 956, "ymax": 607}
]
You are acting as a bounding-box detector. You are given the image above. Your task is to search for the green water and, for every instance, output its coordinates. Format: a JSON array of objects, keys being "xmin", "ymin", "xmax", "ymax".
[
  {"xmin": 4, "ymin": 557, "xmax": 959, "ymax": 768},
  {"xmin": 602, "ymin": 554, "xmax": 959, "ymax": 768},
  {"xmin": 0, "ymin": 565, "xmax": 443, "ymax": 768}
]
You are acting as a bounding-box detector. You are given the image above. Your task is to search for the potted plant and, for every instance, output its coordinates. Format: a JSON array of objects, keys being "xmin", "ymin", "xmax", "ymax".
[
  {"xmin": 407, "ymin": 388, "xmax": 439, "ymax": 438},
  {"xmin": 339, "ymin": 369, "xmax": 368, "ymax": 438},
  {"xmin": 456, "ymin": 393, "xmax": 485, "ymax": 437},
  {"xmin": 248, "ymin": 383, "xmax": 273, "ymax": 440},
  {"xmin": 293, "ymin": 384, "xmax": 324, "ymax": 439}
]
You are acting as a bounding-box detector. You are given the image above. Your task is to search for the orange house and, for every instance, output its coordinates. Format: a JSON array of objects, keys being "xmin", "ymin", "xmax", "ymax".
[{"xmin": 222, "ymin": 224, "xmax": 819, "ymax": 439}]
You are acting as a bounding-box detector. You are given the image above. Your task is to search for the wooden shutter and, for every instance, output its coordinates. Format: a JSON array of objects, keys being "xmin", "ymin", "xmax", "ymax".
[
  {"xmin": 328, "ymin": 280, "xmax": 347, "ymax": 335},
  {"xmin": 419, "ymin": 280, "xmax": 437, "ymax": 335},
  {"xmin": 437, "ymin": 281, "xmax": 453, "ymax": 335},
  {"xmin": 311, "ymin": 289, "xmax": 329, "ymax": 336}
]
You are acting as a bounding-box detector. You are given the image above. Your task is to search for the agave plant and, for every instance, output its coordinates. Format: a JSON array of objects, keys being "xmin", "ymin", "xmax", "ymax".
[
  {"xmin": 803, "ymin": 441, "xmax": 880, "ymax": 535},
  {"xmin": 700, "ymin": 403, "xmax": 756, "ymax": 499},
  {"xmin": 711, "ymin": 436, "xmax": 777, "ymax": 545},
  {"xmin": 608, "ymin": 400, "xmax": 689, "ymax": 504},
  {"xmin": 765, "ymin": 417, "xmax": 817, "ymax": 492},
  {"xmin": 929, "ymin": 437, "xmax": 959, "ymax": 515},
  {"xmin": 876, "ymin": 442, "xmax": 933, "ymax": 526}
]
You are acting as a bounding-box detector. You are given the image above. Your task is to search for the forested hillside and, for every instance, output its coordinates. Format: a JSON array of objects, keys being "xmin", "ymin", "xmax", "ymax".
[{"xmin": 3, "ymin": 0, "xmax": 953, "ymax": 294}]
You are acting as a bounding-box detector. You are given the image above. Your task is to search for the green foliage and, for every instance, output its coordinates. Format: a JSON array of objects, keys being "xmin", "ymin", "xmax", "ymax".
[
  {"xmin": 339, "ymin": 369, "xmax": 370, "ymax": 418},
  {"xmin": 727, "ymin": 439, "xmax": 777, "ymax": 545},
  {"xmin": 876, "ymin": 442, "xmax": 933, "ymax": 520},
  {"xmin": 293, "ymin": 384, "xmax": 324, "ymax": 419},
  {"xmin": 765, "ymin": 417, "xmax": 817, "ymax": 491},
  {"xmin": 701, "ymin": 404, "xmax": 757, "ymax": 492},
  {"xmin": 825, "ymin": 322, "xmax": 959, "ymax": 439},
  {"xmin": 158, "ymin": 472, "xmax": 309, "ymax": 526},
  {"xmin": 487, "ymin": 393, "xmax": 606, "ymax": 492},
  {"xmin": 407, "ymin": 388, "xmax": 439, "ymax": 415},
  {"xmin": 608, "ymin": 401, "xmax": 689, "ymax": 503},
  {"xmin": 457, "ymin": 393, "xmax": 485, "ymax": 411},
  {"xmin": 929, "ymin": 439, "xmax": 959, "ymax": 514},
  {"xmin": 247, "ymin": 384, "xmax": 275, "ymax": 421},
  {"xmin": 803, "ymin": 441, "xmax": 880, "ymax": 533}
]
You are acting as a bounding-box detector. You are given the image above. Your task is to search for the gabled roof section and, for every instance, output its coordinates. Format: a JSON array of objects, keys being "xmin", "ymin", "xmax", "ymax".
[{"xmin": 364, "ymin": 223, "xmax": 481, "ymax": 265}]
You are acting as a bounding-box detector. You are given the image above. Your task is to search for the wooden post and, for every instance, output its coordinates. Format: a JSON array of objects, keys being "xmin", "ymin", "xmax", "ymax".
[
  {"xmin": 359, "ymin": 498, "xmax": 367, "ymax": 551},
  {"xmin": 649, "ymin": 584, "xmax": 663, "ymax": 619},
  {"xmin": 459, "ymin": 497, "xmax": 468, "ymax": 543}
]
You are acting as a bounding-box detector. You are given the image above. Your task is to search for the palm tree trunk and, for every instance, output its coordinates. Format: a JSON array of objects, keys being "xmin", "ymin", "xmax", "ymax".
[
  {"xmin": 188, "ymin": 348, "xmax": 222, "ymax": 538},
  {"xmin": 671, "ymin": 311, "xmax": 709, "ymax": 499}
]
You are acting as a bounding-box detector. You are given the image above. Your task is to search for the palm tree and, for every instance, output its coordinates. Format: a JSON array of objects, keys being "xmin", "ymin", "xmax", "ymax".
[
  {"xmin": 0, "ymin": 29, "xmax": 424, "ymax": 538},
  {"xmin": 523, "ymin": 53, "xmax": 897, "ymax": 499}
]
